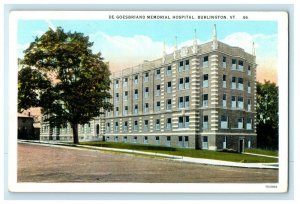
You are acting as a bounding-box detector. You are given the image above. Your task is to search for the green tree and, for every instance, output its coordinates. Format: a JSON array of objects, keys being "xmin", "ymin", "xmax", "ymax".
[
  {"xmin": 256, "ymin": 80, "xmax": 279, "ymax": 150},
  {"xmin": 18, "ymin": 27, "xmax": 112, "ymax": 144}
]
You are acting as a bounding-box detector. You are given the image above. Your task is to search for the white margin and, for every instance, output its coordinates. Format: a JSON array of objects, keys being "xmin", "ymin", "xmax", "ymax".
[{"xmin": 8, "ymin": 10, "xmax": 289, "ymax": 193}]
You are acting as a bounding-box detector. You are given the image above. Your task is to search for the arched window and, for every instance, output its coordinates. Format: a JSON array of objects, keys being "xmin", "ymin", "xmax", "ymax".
[{"xmin": 96, "ymin": 124, "xmax": 100, "ymax": 136}]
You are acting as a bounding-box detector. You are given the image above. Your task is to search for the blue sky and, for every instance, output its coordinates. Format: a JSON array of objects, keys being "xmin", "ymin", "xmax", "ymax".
[{"xmin": 18, "ymin": 20, "xmax": 278, "ymax": 83}]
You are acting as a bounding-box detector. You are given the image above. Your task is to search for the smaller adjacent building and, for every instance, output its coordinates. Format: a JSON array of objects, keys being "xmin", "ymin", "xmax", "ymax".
[{"xmin": 18, "ymin": 112, "xmax": 40, "ymax": 140}]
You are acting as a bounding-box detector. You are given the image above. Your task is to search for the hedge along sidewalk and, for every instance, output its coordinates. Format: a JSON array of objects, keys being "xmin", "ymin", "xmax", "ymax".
[
  {"xmin": 18, "ymin": 140, "xmax": 278, "ymax": 169},
  {"xmin": 80, "ymin": 141, "xmax": 278, "ymax": 163},
  {"xmin": 77, "ymin": 144, "xmax": 278, "ymax": 169}
]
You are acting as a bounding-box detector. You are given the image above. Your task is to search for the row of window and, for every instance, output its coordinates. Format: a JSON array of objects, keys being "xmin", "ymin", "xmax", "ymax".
[
  {"xmin": 114, "ymin": 57, "xmax": 252, "ymax": 88},
  {"xmin": 106, "ymin": 135, "xmax": 189, "ymax": 147},
  {"xmin": 41, "ymin": 123, "xmax": 92, "ymax": 134},
  {"xmin": 109, "ymin": 94, "xmax": 252, "ymax": 117},
  {"xmin": 113, "ymin": 76, "xmax": 251, "ymax": 103},
  {"xmin": 106, "ymin": 116, "xmax": 253, "ymax": 132}
]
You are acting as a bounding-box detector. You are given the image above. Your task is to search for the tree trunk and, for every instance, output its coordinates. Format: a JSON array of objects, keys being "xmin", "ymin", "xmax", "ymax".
[{"xmin": 71, "ymin": 123, "xmax": 79, "ymax": 144}]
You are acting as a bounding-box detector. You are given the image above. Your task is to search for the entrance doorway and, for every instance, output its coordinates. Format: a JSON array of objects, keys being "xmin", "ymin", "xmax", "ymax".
[
  {"xmin": 239, "ymin": 139, "xmax": 244, "ymax": 153},
  {"xmin": 96, "ymin": 124, "xmax": 100, "ymax": 137},
  {"xmin": 202, "ymin": 136, "xmax": 208, "ymax": 149}
]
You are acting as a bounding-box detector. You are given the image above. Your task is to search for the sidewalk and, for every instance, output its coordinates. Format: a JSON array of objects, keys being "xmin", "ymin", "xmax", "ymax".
[{"xmin": 18, "ymin": 140, "xmax": 278, "ymax": 169}]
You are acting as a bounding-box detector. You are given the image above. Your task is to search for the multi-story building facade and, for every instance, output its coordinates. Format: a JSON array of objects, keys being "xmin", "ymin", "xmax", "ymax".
[{"xmin": 40, "ymin": 25, "xmax": 257, "ymax": 152}]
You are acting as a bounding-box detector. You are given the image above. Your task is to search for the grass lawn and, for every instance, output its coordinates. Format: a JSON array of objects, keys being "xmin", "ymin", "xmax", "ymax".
[
  {"xmin": 245, "ymin": 148, "xmax": 278, "ymax": 157},
  {"xmin": 80, "ymin": 141, "xmax": 278, "ymax": 163}
]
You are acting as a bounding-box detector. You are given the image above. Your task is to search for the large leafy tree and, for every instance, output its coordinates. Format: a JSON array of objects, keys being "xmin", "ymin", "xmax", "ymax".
[
  {"xmin": 256, "ymin": 80, "xmax": 279, "ymax": 150},
  {"xmin": 18, "ymin": 27, "xmax": 112, "ymax": 144}
]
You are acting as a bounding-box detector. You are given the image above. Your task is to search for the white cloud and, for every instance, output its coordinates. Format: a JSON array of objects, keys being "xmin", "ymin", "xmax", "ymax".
[
  {"xmin": 45, "ymin": 20, "xmax": 56, "ymax": 30},
  {"xmin": 90, "ymin": 32, "xmax": 169, "ymax": 72},
  {"xmin": 221, "ymin": 32, "xmax": 255, "ymax": 54},
  {"xmin": 221, "ymin": 32, "xmax": 277, "ymax": 56},
  {"xmin": 17, "ymin": 43, "xmax": 30, "ymax": 58},
  {"xmin": 90, "ymin": 32, "xmax": 206, "ymax": 73},
  {"xmin": 33, "ymin": 30, "xmax": 46, "ymax": 37}
]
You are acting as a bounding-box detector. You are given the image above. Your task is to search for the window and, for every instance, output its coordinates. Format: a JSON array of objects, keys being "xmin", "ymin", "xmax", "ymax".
[
  {"xmin": 238, "ymin": 78, "xmax": 244, "ymax": 90},
  {"xmin": 156, "ymin": 101, "xmax": 161, "ymax": 112},
  {"xmin": 144, "ymin": 87, "xmax": 149, "ymax": 98},
  {"xmin": 179, "ymin": 60, "xmax": 190, "ymax": 71},
  {"xmin": 156, "ymin": 119, "xmax": 160, "ymax": 130},
  {"xmin": 179, "ymin": 78, "xmax": 189, "ymax": 90},
  {"xmin": 185, "ymin": 60, "xmax": 190, "ymax": 70},
  {"xmin": 179, "ymin": 78, "xmax": 184, "ymax": 90},
  {"xmin": 223, "ymin": 75, "xmax": 226, "ymax": 88},
  {"xmin": 248, "ymin": 81, "xmax": 251, "ymax": 93},
  {"xmin": 144, "ymin": 136, "xmax": 148, "ymax": 144},
  {"xmin": 178, "ymin": 136, "xmax": 183, "ymax": 142},
  {"xmin": 238, "ymin": 118, "xmax": 244, "ymax": 129},
  {"xmin": 114, "ymin": 136, "xmax": 118, "ymax": 142},
  {"xmin": 134, "ymin": 104, "xmax": 138, "ymax": 115},
  {"xmin": 115, "ymin": 107, "xmax": 119, "ymax": 116},
  {"xmin": 115, "ymin": 93, "xmax": 119, "ymax": 101},
  {"xmin": 155, "ymin": 136, "xmax": 160, "ymax": 145},
  {"xmin": 223, "ymin": 56, "xmax": 226, "ymax": 68},
  {"xmin": 106, "ymin": 123, "xmax": 110, "ymax": 132},
  {"xmin": 178, "ymin": 97, "xmax": 184, "ymax": 109},
  {"xmin": 179, "ymin": 61, "xmax": 184, "ymax": 72},
  {"xmin": 124, "ymin": 91, "xmax": 128, "ymax": 101},
  {"xmin": 166, "ymin": 99, "xmax": 172, "ymax": 110},
  {"xmin": 231, "ymin": 77, "xmax": 236, "ymax": 89},
  {"xmin": 223, "ymin": 94, "xmax": 227, "ymax": 108},
  {"xmin": 231, "ymin": 96, "xmax": 237, "ymax": 108},
  {"xmin": 123, "ymin": 136, "xmax": 127, "ymax": 143},
  {"xmin": 246, "ymin": 118, "xmax": 252, "ymax": 130},
  {"xmin": 156, "ymin": 69, "xmax": 161, "ymax": 79},
  {"xmin": 238, "ymin": 60, "xmax": 244, "ymax": 71},
  {"xmin": 203, "ymin": 56, "xmax": 209, "ymax": 68},
  {"xmin": 185, "ymin": 96, "xmax": 190, "ymax": 108},
  {"xmin": 185, "ymin": 116, "xmax": 190, "ymax": 128},
  {"xmin": 114, "ymin": 122, "xmax": 119, "ymax": 132},
  {"xmin": 124, "ymin": 106, "xmax": 128, "ymax": 115},
  {"xmin": 202, "ymin": 94, "xmax": 208, "ymax": 107},
  {"xmin": 178, "ymin": 116, "xmax": 189, "ymax": 128},
  {"xmin": 166, "ymin": 65, "xmax": 172, "ymax": 76},
  {"xmin": 231, "ymin": 59, "xmax": 237, "ymax": 70},
  {"xmin": 166, "ymin": 118, "xmax": 172, "ymax": 130},
  {"xmin": 144, "ymin": 103, "xmax": 149, "ymax": 113},
  {"xmin": 167, "ymin": 81, "xmax": 172, "ymax": 93},
  {"xmin": 133, "ymin": 136, "xmax": 138, "ymax": 143},
  {"xmin": 247, "ymin": 99, "xmax": 251, "ymax": 111},
  {"xmin": 156, "ymin": 84, "xmax": 161, "ymax": 96},
  {"xmin": 123, "ymin": 121, "xmax": 128, "ymax": 132},
  {"xmin": 248, "ymin": 65, "xmax": 251, "ymax": 76},
  {"xmin": 124, "ymin": 77, "xmax": 128, "ymax": 86},
  {"xmin": 134, "ymin": 89, "xmax": 138, "ymax": 100},
  {"xmin": 178, "ymin": 96, "xmax": 190, "ymax": 109},
  {"xmin": 144, "ymin": 120, "xmax": 149, "ymax": 131},
  {"xmin": 203, "ymin": 74, "xmax": 209, "ymax": 88},
  {"xmin": 115, "ymin": 80, "xmax": 119, "ymax": 88},
  {"xmin": 185, "ymin": 77, "xmax": 190, "ymax": 89},
  {"xmin": 144, "ymin": 72, "xmax": 149, "ymax": 82},
  {"xmin": 203, "ymin": 115, "xmax": 208, "ymax": 129},
  {"xmin": 133, "ymin": 120, "xmax": 138, "ymax": 131},
  {"xmin": 238, "ymin": 96, "xmax": 244, "ymax": 109},
  {"xmin": 167, "ymin": 136, "xmax": 171, "ymax": 141},
  {"xmin": 134, "ymin": 75, "xmax": 139, "ymax": 84},
  {"xmin": 221, "ymin": 115, "xmax": 228, "ymax": 129}
]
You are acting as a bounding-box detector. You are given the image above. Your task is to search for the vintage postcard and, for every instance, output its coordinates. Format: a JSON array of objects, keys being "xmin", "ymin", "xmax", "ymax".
[{"xmin": 8, "ymin": 11, "xmax": 288, "ymax": 193}]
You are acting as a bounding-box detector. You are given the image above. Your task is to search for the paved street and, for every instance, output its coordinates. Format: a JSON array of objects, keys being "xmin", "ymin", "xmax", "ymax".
[{"xmin": 18, "ymin": 143, "xmax": 278, "ymax": 183}]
